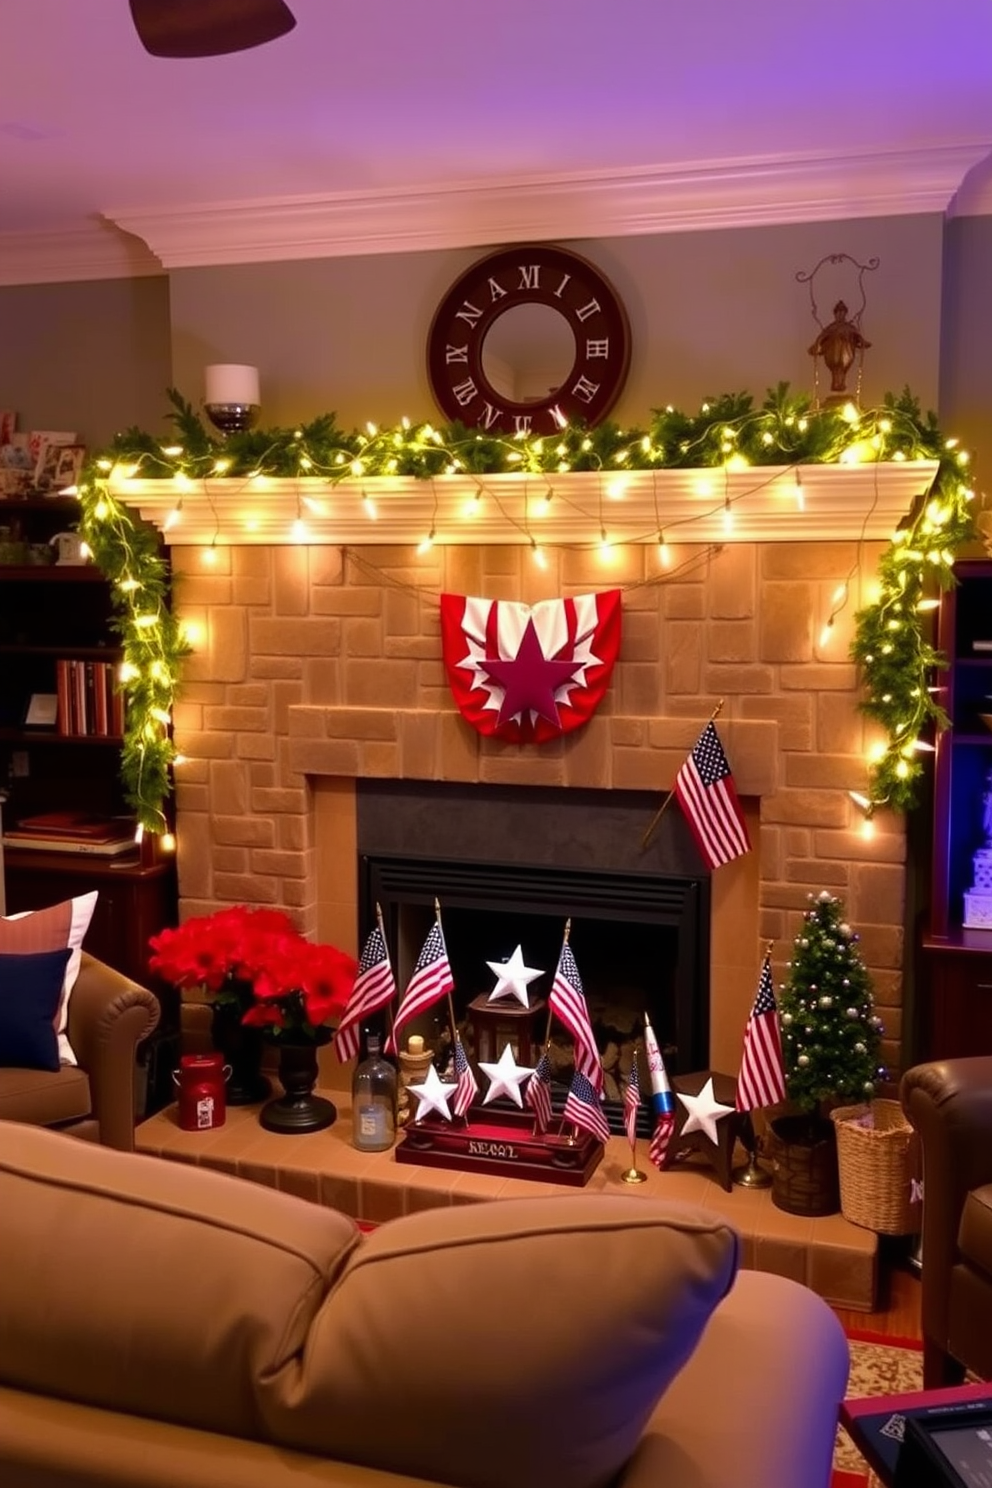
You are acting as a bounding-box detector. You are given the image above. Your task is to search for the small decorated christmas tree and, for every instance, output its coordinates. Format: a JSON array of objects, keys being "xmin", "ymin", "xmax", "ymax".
[{"xmin": 778, "ymin": 890, "xmax": 885, "ymax": 1132}]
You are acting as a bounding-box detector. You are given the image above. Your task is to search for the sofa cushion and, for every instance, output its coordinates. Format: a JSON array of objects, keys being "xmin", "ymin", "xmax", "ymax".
[
  {"xmin": 0, "ymin": 1121, "xmax": 362, "ymax": 1439},
  {"xmin": 0, "ymin": 949, "xmax": 72, "ymax": 1071},
  {"xmin": 0, "ymin": 1063, "xmax": 91, "ymax": 1127},
  {"xmin": 264, "ymin": 1194, "xmax": 740, "ymax": 1488},
  {"xmin": 0, "ymin": 893, "xmax": 98, "ymax": 1065}
]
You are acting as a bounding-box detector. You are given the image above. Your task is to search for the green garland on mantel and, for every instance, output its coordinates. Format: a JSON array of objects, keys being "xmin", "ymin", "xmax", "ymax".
[{"xmin": 74, "ymin": 383, "xmax": 978, "ymax": 834}]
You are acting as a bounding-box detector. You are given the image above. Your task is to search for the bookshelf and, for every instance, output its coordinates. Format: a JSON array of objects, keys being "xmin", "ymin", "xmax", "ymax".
[
  {"xmin": 920, "ymin": 558, "xmax": 992, "ymax": 1057},
  {"xmin": 0, "ymin": 495, "xmax": 177, "ymax": 985}
]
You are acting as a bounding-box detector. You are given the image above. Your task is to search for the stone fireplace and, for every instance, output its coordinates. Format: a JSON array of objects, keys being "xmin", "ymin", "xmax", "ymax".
[{"xmin": 171, "ymin": 535, "xmax": 907, "ymax": 1092}]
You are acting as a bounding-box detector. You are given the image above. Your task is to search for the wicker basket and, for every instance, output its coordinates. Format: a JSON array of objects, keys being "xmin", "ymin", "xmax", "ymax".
[{"xmin": 830, "ymin": 1099, "xmax": 921, "ymax": 1235}]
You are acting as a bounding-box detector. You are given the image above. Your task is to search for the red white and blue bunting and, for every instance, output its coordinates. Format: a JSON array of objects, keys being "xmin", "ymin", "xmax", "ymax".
[{"xmin": 439, "ymin": 590, "xmax": 621, "ymax": 744}]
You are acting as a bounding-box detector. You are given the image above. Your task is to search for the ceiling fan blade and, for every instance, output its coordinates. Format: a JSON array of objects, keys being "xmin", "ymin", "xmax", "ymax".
[{"xmin": 129, "ymin": 0, "xmax": 296, "ymax": 59}]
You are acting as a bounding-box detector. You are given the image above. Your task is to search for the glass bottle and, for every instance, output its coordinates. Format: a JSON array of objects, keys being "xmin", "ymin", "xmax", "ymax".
[{"xmin": 351, "ymin": 1034, "xmax": 397, "ymax": 1152}]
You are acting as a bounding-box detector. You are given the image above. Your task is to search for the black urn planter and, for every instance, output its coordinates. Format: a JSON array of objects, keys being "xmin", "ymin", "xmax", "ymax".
[
  {"xmin": 210, "ymin": 999, "xmax": 272, "ymax": 1106},
  {"xmin": 768, "ymin": 1113, "xmax": 840, "ymax": 1217},
  {"xmin": 259, "ymin": 1033, "xmax": 336, "ymax": 1134}
]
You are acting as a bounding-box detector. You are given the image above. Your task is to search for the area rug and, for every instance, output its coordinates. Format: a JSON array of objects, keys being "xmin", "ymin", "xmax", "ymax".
[{"xmin": 831, "ymin": 1329, "xmax": 923, "ymax": 1488}]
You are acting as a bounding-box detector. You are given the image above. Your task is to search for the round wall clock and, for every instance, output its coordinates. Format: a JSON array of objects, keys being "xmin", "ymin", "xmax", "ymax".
[{"xmin": 426, "ymin": 244, "xmax": 631, "ymax": 437}]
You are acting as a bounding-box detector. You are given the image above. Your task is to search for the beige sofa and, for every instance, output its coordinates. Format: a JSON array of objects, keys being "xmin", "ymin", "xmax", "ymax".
[
  {"xmin": 0, "ymin": 1122, "xmax": 849, "ymax": 1488},
  {"xmin": 0, "ymin": 952, "xmax": 160, "ymax": 1149}
]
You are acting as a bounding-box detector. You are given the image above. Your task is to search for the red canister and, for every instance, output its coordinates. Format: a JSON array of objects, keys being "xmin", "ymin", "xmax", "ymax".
[{"xmin": 173, "ymin": 1052, "xmax": 229, "ymax": 1131}]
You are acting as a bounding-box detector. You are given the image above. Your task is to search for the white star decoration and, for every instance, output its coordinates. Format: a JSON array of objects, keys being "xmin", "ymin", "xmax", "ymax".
[
  {"xmin": 478, "ymin": 1044, "xmax": 535, "ymax": 1108},
  {"xmin": 676, "ymin": 1077, "xmax": 736, "ymax": 1144},
  {"xmin": 486, "ymin": 945, "xmax": 544, "ymax": 1006},
  {"xmin": 406, "ymin": 1063, "xmax": 458, "ymax": 1123}
]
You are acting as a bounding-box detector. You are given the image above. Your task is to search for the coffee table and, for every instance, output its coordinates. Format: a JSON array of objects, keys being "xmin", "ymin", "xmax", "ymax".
[{"xmin": 841, "ymin": 1378, "xmax": 992, "ymax": 1486}]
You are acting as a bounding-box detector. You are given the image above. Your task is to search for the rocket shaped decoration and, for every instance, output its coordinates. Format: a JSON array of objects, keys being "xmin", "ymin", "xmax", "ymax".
[{"xmin": 643, "ymin": 1015, "xmax": 676, "ymax": 1170}]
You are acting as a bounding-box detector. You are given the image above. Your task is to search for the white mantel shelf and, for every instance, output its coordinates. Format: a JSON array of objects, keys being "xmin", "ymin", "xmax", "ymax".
[{"xmin": 113, "ymin": 461, "xmax": 939, "ymax": 547}]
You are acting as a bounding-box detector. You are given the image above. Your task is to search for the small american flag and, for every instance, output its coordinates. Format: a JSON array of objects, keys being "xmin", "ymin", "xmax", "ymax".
[
  {"xmin": 386, "ymin": 920, "xmax": 454, "ymax": 1055},
  {"xmin": 643, "ymin": 1017, "xmax": 676, "ymax": 1170},
  {"xmin": 335, "ymin": 924, "xmax": 396, "ymax": 1063},
  {"xmin": 563, "ymin": 1069, "xmax": 610, "ymax": 1144},
  {"xmin": 735, "ymin": 952, "xmax": 786, "ymax": 1112},
  {"xmin": 549, "ymin": 940, "xmax": 603, "ymax": 1094},
  {"xmin": 525, "ymin": 1050, "xmax": 553, "ymax": 1134},
  {"xmin": 623, "ymin": 1057, "xmax": 641, "ymax": 1147},
  {"xmin": 452, "ymin": 1033, "xmax": 478, "ymax": 1119},
  {"xmin": 674, "ymin": 720, "xmax": 750, "ymax": 870}
]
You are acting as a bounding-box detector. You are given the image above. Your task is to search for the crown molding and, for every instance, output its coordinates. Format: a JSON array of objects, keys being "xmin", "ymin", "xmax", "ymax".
[
  {"xmin": 104, "ymin": 142, "xmax": 991, "ymax": 271},
  {"xmin": 0, "ymin": 223, "xmax": 162, "ymax": 287},
  {"xmin": 0, "ymin": 142, "xmax": 986, "ymax": 286},
  {"xmin": 110, "ymin": 461, "xmax": 938, "ymax": 548}
]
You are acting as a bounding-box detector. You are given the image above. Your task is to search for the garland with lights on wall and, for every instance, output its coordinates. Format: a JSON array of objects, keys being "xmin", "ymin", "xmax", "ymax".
[{"xmin": 71, "ymin": 383, "xmax": 979, "ymax": 836}]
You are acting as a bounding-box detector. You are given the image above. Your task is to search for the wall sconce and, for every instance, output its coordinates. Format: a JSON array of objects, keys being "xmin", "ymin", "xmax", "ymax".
[{"xmin": 204, "ymin": 364, "xmax": 260, "ymax": 435}]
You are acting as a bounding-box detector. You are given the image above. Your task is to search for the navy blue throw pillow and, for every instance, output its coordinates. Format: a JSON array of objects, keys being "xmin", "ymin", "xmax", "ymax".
[{"xmin": 0, "ymin": 948, "xmax": 73, "ymax": 1072}]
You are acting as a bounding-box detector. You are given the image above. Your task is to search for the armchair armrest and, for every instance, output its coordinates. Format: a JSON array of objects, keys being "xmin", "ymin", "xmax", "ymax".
[
  {"xmin": 66, "ymin": 953, "xmax": 161, "ymax": 1152},
  {"xmin": 900, "ymin": 1058, "xmax": 992, "ymax": 1349}
]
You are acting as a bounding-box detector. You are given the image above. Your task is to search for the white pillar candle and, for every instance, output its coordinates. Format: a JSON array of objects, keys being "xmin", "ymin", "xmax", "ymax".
[
  {"xmin": 204, "ymin": 364, "xmax": 260, "ymax": 406},
  {"xmin": 407, "ymin": 1034, "xmax": 425, "ymax": 1054}
]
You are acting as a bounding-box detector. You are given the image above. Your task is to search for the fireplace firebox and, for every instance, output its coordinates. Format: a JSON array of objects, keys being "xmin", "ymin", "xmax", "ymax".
[{"xmin": 356, "ymin": 781, "xmax": 710, "ymax": 1135}]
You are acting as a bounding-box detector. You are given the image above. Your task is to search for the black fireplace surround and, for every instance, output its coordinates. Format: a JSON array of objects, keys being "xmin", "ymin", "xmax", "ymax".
[{"xmin": 356, "ymin": 780, "xmax": 710, "ymax": 1134}]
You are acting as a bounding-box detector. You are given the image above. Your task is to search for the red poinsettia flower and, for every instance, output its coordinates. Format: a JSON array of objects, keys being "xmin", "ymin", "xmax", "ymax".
[{"xmin": 149, "ymin": 905, "xmax": 358, "ymax": 1040}]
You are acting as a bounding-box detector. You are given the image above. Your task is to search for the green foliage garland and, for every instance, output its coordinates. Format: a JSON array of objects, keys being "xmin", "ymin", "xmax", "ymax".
[{"xmin": 74, "ymin": 383, "xmax": 978, "ymax": 833}]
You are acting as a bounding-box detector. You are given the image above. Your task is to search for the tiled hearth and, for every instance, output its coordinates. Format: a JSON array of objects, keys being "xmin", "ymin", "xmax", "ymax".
[{"xmin": 135, "ymin": 1091, "xmax": 878, "ymax": 1311}]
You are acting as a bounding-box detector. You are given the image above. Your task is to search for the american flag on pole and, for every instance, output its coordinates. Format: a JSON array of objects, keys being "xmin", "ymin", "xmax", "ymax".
[
  {"xmin": 549, "ymin": 939, "xmax": 602, "ymax": 1094},
  {"xmin": 525, "ymin": 1050, "xmax": 553, "ymax": 1134},
  {"xmin": 452, "ymin": 1033, "xmax": 479, "ymax": 1119},
  {"xmin": 335, "ymin": 923, "xmax": 397, "ymax": 1063},
  {"xmin": 735, "ymin": 952, "xmax": 787, "ymax": 1112},
  {"xmin": 674, "ymin": 720, "xmax": 750, "ymax": 870},
  {"xmin": 623, "ymin": 1057, "xmax": 642, "ymax": 1148},
  {"xmin": 563, "ymin": 1069, "xmax": 610, "ymax": 1144},
  {"xmin": 643, "ymin": 1016, "xmax": 676, "ymax": 1169},
  {"xmin": 385, "ymin": 920, "xmax": 454, "ymax": 1055}
]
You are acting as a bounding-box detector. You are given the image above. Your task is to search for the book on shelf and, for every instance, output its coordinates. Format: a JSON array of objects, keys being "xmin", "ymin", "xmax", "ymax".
[
  {"xmin": 12, "ymin": 810, "xmax": 133, "ymax": 841},
  {"xmin": 2, "ymin": 833, "xmax": 137, "ymax": 858},
  {"xmin": 55, "ymin": 658, "xmax": 123, "ymax": 737},
  {"xmin": 4, "ymin": 811, "xmax": 139, "ymax": 857}
]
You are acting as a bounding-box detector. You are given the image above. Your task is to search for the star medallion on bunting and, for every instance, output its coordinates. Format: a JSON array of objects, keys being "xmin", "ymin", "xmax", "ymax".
[
  {"xmin": 486, "ymin": 945, "xmax": 544, "ymax": 1007},
  {"xmin": 439, "ymin": 591, "xmax": 622, "ymax": 744}
]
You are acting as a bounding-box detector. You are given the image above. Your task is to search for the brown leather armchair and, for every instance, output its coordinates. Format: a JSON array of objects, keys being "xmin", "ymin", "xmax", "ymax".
[
  {"xmin": 0, "ymin": 952, "xmax": 160, "ymax": 1150},
  {"xmin": 900, "ymin": 1057, "xmax": 992, "ymax": 1387}
]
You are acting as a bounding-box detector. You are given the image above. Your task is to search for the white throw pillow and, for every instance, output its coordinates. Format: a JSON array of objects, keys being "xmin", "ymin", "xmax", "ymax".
[{"xmin": 0, "ymin": 892, "xmax": 98, "ymax": 1064}]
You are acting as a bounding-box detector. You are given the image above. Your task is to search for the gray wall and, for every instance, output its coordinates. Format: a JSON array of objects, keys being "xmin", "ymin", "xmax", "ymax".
[
  {"xmin": 167, "ymin": 214, "xmax": 943, "ymax": 433},
  {"xmin": 940, "ymin": 215, "xmax": 992, "ymax": 468},
  {"xmin": 0, "ymin": 276, "xmax": 172, "ymax": 449},
  {"xmin": 0, "ymin": 210, "xmax": 974, "ymax": 462}
]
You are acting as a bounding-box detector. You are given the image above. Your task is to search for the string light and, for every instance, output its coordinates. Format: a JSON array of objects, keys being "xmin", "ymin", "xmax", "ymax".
[{"xmin": 74, "ymin": 385, "xmax": 975, "ymax": 835}]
